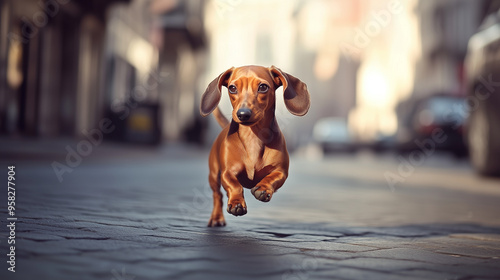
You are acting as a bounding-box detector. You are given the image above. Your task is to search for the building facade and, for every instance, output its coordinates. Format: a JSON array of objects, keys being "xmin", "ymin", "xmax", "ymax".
[{"xmin": 0, "ymin": 0, "xmax": 129, "ymax": 137}]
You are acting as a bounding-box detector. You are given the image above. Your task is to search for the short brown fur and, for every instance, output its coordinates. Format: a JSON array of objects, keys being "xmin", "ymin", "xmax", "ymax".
[{"xmin": 200, "ymin": 65, "xmax": 310, "ymax": 227}]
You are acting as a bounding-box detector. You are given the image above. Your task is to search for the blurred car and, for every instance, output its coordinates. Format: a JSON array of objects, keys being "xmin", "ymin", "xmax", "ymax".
[
  {"xmin": 465, "ymin": 8, "xmax": 500, "ymax": 175},
  {"xmin": 313, "ymin": 118, "xmax": 356, "ymax": 153},
  {"xmin": 395, "ymin": 94, "xmax": 467, "ymax": 157}
]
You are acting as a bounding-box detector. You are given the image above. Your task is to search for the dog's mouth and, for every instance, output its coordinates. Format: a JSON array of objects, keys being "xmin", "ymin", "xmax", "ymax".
[
  {"xmin": 233, "ymin": 111, "xmax": 263, "ymax": 126},
  {"xmin": 237, "ymin": 120, "xmax": 256, "ymax": 126}
]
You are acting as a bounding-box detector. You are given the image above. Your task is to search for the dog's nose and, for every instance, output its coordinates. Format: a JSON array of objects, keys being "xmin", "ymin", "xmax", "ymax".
[{"xmin": 237, "ymin": 108, "xmax": 252, "ymax": 121}]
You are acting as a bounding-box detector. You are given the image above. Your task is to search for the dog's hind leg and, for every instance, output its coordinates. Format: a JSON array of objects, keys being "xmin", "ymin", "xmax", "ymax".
[{"xmin": 207, "ymin": 169, "xmax": 226, "ymax": 227}]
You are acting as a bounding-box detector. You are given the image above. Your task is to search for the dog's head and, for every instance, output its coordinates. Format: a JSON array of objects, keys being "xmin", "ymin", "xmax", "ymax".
[{"xmin": 200, "ymin": 65, "xmax": 310, "ymax": 126}]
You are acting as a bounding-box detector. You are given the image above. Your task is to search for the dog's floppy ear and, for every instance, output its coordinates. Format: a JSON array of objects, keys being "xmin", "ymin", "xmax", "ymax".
[
  {"xmin": 200, "ymin": 67, "xmax": 234, "ymax": 116},
  {"xmin": 269, "ymin": 66, "xmax": 310, "ymax": 116}
]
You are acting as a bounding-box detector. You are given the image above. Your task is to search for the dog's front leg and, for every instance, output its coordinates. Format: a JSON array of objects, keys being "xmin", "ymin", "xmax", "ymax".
[
  {"xmin": 251, "ymin": 170, "xmax": 288, "ymax": 202},
  {"xmin": 221, "ymin": 170, "xmax": 247, "ymax": 216}
]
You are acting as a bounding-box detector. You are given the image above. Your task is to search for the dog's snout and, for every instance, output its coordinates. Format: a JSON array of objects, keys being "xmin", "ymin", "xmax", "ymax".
[{"xmin": 237, "ymin": 108, "xmax": 252, "ymax": 121}]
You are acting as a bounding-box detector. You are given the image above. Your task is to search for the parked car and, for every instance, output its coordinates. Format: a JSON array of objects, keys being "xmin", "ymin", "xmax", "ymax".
[
  {"xmin": 395, "ymin": 94, "xmax": 467, "ymax": 157},
  {"xmin": 313, "ymin": 118, "xmax": 356, "ymax": 153},
  {"xmin": 465, "ymin": 9, "xmax": 500, "ymax": 176}
]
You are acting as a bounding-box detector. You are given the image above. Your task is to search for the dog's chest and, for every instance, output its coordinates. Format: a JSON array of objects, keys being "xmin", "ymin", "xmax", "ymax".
[{"xmin": 241, "ymin": 141, "xmax": 264, "ymax": 181}]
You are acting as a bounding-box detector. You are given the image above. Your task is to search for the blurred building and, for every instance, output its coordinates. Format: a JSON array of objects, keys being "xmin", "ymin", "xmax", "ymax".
[
  {"xmin": 103, "ymin": 0, "xmax": 161, "ymax": 144},
  {"xmin": 0, "ymin": 0, "xmax": 130, "ymax": 137},
  {"xmin": 103, "ymin": 0, "xmax": 207, "ymax": 144},
  {"xmin": 413, "ymin": 0, "xmax": 487, "ymax": 97},
  {"xmin": 349, "ymin": 0, "xmax": 491, "ymax": 145},
  {"xmin": 346, "ymin": 0, "xmax": 420, "ymax": 143},
  {"xmin": 151, "ymin": 0, "xmax": 207, "ymax": 143},
  {"xmin": 0, "ymin": 0, "xmax": 208, "ymax": 144},
  {"xmin": 391, "ymin": 0, "xmax": 491, "ymax": 152}
]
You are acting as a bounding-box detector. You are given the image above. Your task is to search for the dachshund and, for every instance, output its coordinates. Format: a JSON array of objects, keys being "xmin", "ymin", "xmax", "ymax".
[{"xmin": 200, "ymin": 65, "xmax": 310, "ymax": 227}]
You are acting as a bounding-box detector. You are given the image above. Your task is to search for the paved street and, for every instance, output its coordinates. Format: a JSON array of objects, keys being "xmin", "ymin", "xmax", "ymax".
[{"xmin": 1, "ymin": 138, "xmax": 500, "ymax": 280}]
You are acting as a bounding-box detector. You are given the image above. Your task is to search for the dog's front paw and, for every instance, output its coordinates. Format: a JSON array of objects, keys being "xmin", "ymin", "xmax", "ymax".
[
  {"xmin": 251, "ymin": 186, "xmax": 273, "ymax": 202},
  {"xmin": 227, "ymin": 202, "xmax": 247, "ymax": 216}
]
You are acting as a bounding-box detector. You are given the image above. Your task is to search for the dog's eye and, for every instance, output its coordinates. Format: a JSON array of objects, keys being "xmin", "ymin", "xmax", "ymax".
[
  {"xmin": 228, "ymin": 85, "xmax": 237, "ymax": 94},
  {"xmin": 258, "ymin": 84, "xmax": 269, "ymax": 93}
]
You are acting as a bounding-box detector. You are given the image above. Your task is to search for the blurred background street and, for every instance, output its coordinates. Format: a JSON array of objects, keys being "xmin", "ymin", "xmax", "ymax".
[{"xmin": 1, "ymin": 0, "xmax": 500, "ymax": 279}]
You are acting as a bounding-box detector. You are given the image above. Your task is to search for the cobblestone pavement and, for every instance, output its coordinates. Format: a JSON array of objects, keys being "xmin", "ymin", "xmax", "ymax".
[{"xmin": 1, "ymin": 138, "xmax": 500, "ymax": 280}]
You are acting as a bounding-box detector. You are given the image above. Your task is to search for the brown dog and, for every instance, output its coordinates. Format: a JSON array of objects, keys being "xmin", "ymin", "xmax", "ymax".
[{"xmin": 200, "ymin": 65, "xmax": 310, "ymax": 227}]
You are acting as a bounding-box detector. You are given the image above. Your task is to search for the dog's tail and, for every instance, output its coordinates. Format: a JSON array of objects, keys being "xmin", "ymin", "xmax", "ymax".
[{"xmin": 213, "ymin": 107, "xmax": 230, "ymax": 128}]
